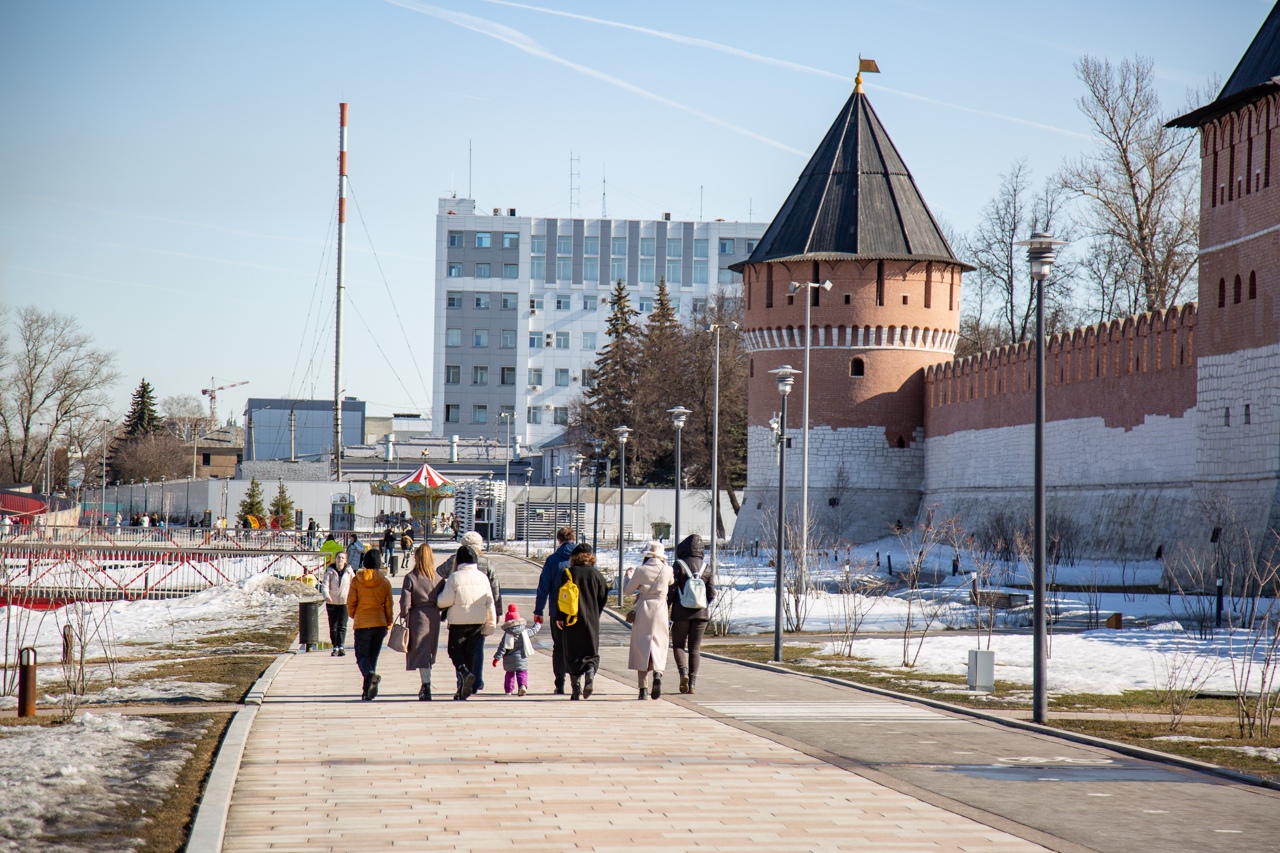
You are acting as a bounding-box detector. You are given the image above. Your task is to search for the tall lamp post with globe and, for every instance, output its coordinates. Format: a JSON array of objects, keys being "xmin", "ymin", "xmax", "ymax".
[{"xmin": 767, "ymin": 365, "xmax": 799, "ymax": 663}]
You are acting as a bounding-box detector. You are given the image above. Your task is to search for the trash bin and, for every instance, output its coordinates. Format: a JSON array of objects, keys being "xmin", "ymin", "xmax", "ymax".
[
  {"xmin": 298, "ymin": 600, "xmax": 321, "ymax": 651},
  {"xmin": 390, "ymin": 554, "xmax": 401, "ymax": 576}
]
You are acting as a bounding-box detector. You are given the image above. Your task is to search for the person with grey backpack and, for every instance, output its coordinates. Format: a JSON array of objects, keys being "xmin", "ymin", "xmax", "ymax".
[{"xmin": 668, "ymin": 533, "xmax": 715, "ymax": 694}]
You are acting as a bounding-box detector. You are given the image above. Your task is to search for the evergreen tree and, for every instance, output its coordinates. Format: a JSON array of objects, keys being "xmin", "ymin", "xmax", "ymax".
[
  {"xmin": 268, "ymin": 481, "xmax": 295, "ymax": 529},
  {"xmin": 572, "ymin": 280, "xmax": 640, "ymax": 464},
  {"xmin": 237, "ymin": 477, "xmax": 266, "ymax": 526},
  {"xmin": 122, "ymin": 379, "xmax": 163, "ymax": 437},
  {"xmin": 630, "ymin": 279, "xmax": 686, "ymax": 485}
]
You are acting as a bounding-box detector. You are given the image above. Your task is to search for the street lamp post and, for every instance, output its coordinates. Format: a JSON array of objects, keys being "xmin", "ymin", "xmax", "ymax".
[
  {"xmin": 500, "ymin": 411, "xmax": 514, "ymax": 542},
  {"xmin": 1015, "ymin": 231, "xmax": 1065, "ymax": 725},
  {"xmin": 552, "ymin": 465, "xmax": 562, "ymax": 538},
  {"xmin": 789, "ymin": 279, "xmax": 832, "ymax": 602},
  {"xmin": 142, "ymin": 478, "xmax": 149, "ymax": 517},
  {"xmin": 160, "ymin": 476, "xmax": 166, "ymax": 525},
  {"xmin": 768, "ymin": 365, "xmax": 799, "ymax": 663},
  {"xmin": 667, "ymin": 406, "xmax": 691, "ymax": 551},
  {"xmin": 523, "ymin": 464, "xmax": 534, "ymax": 558},
  {"xmin": 572, "ymin": 453, "xmax": 585, "ymax": 536},
  {"xmin": 613, "ymin": 425, "xmax": 632, "ymax": 605},
  {"xmin": 591, "ymin": 438, "xmax": 604, "ymax": 554},
  {"xmin": 704, "ymin": 323, "xmax": 737, "ymax": 581}
]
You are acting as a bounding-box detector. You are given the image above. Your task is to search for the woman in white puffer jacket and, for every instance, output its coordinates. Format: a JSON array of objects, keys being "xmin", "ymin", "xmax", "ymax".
[{"xmin": 322, "ymin": 552, "xmax": 353, "ymax": 656}]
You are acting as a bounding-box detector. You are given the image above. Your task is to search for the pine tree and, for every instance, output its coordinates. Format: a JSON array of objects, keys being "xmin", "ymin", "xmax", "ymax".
[
  {"xmin": 268, "ymin": 481, "xmax": 295, "ymax": 529},
  {"xmin": 572, "ymin": 280, "xmax": 640, "ymax": 460},
  {"xmin": 122, "ymin": 379, "xmax": 163, "ymax": 437},
  {"xmin": 630, "ymin": 279, "xmax": 686, "ymax": 485},
  {"xmin": 237, "ymin": 477, "xmax": 266, "ymax": 526}
]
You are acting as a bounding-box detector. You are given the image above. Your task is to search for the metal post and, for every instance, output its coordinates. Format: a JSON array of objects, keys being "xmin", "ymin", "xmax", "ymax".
[
  {"xmin": 523, "ymin": 465, "xmax": 533, "ymax": 558},
  {"xmin": 614, "ymin": 426, "xmax": 632, "ymax": 605},
  {"xmin": 333, "ymin": 102, "xmax": 349, "ymax": 482},
  {"xmin": 502, "ymin": 412, "xmax": 513, "ymax": 542},
  {"xmin": 790, "ymin": 280, "xmax": 829, "ymax": 604},
  {"xmin": 709, "ymin": 325, "xmax": 722, "ymax": 578},
  {"xmin": 668, "ymin": 407, "xmax": 690, "ymax": 552},
  {"xmin": 289, "ymin": 405, "xmax": 297, "ymax": 463},
  {"xmin": 768, "ymin": 366, "xmax": 798, "ymax": 663},
  {"xmin": 591, "ymin": 438, "xmax": 603, "ymax": 555},
  {"xmin": 552, "ymin": 465, "xmax": 561, "ymax": 537}
]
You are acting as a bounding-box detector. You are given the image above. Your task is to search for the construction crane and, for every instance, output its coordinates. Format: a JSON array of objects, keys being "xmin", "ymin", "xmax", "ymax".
[{"xmin": 201, "ymin": 378, "xmax": 249, "ymax": 423}]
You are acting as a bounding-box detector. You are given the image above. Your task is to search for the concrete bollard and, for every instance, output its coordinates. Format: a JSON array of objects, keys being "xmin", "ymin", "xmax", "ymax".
[{"xmin": 18, "ymin": 647, "xmax": 36, "ymax": 717}]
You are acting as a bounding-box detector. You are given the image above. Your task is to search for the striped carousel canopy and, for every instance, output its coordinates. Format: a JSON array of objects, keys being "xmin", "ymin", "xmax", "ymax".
[{"xmin": 388, "ymin": 463, "xmax": 452, "ymax": 491}]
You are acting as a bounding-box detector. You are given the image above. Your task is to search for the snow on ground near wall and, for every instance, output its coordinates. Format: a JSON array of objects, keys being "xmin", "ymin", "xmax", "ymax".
[
  {"xmin": 0, "ymin": 712, "xmax": 204, "ymax": 852},
  {"xmin": 1215, "ymin": 746, "xmax": 1280, "ymax": 763}
]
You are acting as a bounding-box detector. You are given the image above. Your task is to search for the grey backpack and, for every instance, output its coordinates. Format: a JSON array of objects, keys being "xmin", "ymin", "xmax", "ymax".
[{"xmin": 676, "ymin": 559, "xmax": 707, "ymax": 610}]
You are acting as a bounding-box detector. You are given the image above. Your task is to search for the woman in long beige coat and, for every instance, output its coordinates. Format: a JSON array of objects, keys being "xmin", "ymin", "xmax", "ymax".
[
  {"xmin": 401, "ymin": 544, "xmax": 443, "ymax": 700},
  {"xmin": 624, "ymin": 541, "xmax": 673, "ymax": 700}
]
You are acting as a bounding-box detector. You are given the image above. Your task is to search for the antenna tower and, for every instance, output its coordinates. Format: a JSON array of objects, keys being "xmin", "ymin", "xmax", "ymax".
[
  {"xmin": 601, "ymin": 165, "xmax": 608, "ymax": 218},
  {"xmin": 569, "ymin": 152, "xmax": 580, "ymax": 217}
]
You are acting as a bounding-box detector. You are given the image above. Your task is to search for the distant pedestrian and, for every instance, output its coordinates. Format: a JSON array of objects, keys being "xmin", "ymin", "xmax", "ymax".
[
  {"xmin": 534, "ymin": 527, "xmax": 577, "ymax": 694},
  {"xmin": 306, "ymin": 517, "xmax": 318, "ymax": 549},
  {"xmin": 669, "ymin": 534, "xmax": 715, "ymax": 695},
  {"xmin": 381, "ymin": 527, "xmax": 397, "ymax": 566},
  {"xmin": 346, "ymin": 532, "xmax": 366, "ymax": 569},
  {"xmin": 553, "ymin": 543, "xmax": 609, "ymax": 700},
  {"xmin": 347, "ymin": 549, "xmax": 392, "ymax": 700},
  {"xmin": 322, "ymin": 552, "xmax": 353, "ymax": 656},
  {"xmin": 319, "ymin": 533, "xmax": 343, "ymax": 567},
  {"xmin": 401, "ymin": 543, "xmax": 444, "ymax": 700},
  {"xmin": 399, "ymin": 529, "xmax": 413, "ymax": 563},
  {"xmin": 492, "ymin": 603, "xmax": 541, "ymax": 695},
  {"xmin": 625, "ymin": 541, "xmax": 673, "ymax": 700},
  {"xmin": 435, "ymin": 543, "xmax": 496, "ymax": 700}
]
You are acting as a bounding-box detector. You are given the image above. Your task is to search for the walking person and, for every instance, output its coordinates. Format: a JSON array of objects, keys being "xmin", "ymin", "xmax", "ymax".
[
  {"xmin": 534, "ymin": 527, "xmax": 577, "ymax": 694},
  {"xmin": 322, "ymin": 552, "xmax": 354, "ymax": 656},
  {"xmin": 399, "ymin": 528, "xmax": 414, "ymax": 565},
  {"xmin": 435, "ymin": 543, "xmax": 496, "ymax": 700},
  {"xmin": 347, "ymin": 549, "xmax": 392, "ymax": 700},
  {"xmin": 625, "ymin": 541, "xmax": 673, "ymax": 700},
  {"xmin": 553, "ymin": 543, "xmax": 609, "ymax": 700},
  {"xmin": 381, "ymin": 527, "xmax": 397, "ymax": 573},
  {"xmin": 401, "ymin": 543, "xmax": 444, "ymax": 701},
  {"xmin": 669, "ymin": 534, "xmax": 715, "ymax": 694},
  {"xmin": 492, "ymin": 604, "xmax": 541, "ymax": 695},
  {"xmin": 306, "ymin": 517, "xmax": 318, "ymax": 549},
  {"xmin": 319, "ymin": 533, "xmax": 343, "ymax": 567},
  {"xmin": 438, "ymin": 531, "xmax": 501, "ymax": 693},
  {"xmin": 346, "ymin": 532, "xmax": 366, "ymax": 569}
]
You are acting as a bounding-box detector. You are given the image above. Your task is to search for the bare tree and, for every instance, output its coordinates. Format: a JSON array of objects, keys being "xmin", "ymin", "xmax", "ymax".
[
  {"xmin": 110, "ymin": 434, "xmax": 191, "ymax": 483},
  {"xmin": 1059, "ymin": 56, "xmax": 1200, "ymax": 313},
  {"xmin": 162, "ymin": 394, "xmax": 210, "ymax": 442},
  {"xmin": 895, "ymin": 510, "xmax": 958, "ymax": 668},
  {"xmin": 826, "ymin": 557, "xmax": 886, "ymax": 656},
  {"xmin": 0, "ymin": 306, "xmax": 119, "ymax": 485}
]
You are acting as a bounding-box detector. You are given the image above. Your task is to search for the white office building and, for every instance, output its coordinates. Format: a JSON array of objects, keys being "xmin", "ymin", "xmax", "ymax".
[{"xmin": 432, "ymin": 197, "xmax": 765, "ymax": 452}]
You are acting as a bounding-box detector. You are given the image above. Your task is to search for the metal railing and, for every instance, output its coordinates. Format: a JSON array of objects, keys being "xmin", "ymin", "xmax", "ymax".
[{"xmin": 7, "ymin": 525, "xmax": 320, "ymax": 552}]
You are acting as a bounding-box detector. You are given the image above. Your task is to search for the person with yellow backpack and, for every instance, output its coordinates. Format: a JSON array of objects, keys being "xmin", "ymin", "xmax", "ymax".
[{"xmin": 552, "ymin": 543, "xmax": 609, "ymax": 700}]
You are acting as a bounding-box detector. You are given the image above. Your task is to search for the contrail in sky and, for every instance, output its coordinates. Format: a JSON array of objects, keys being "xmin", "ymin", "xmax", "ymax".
[
  {"xmin": 479, "ymin": 0, "xmax": 1091, "ymax": 141},
  {"xmin": 384, "ymin": 0, "xmax": 807, "ymax": 155}
]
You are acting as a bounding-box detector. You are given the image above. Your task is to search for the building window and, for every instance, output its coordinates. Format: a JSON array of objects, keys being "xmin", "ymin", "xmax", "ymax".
[
  {"xmin": 445, "ymin": 365, "xmax": 461, "ymax": 384},
  {"xmin": 1245, "ymin": 403, "xmax": 1252, "ymax": 424},
  {"xmin": 555, "ymin": 295, "xmax": 572, "ymax": 311},
  {"xmin": 582, "ymin": 331, "xmax": 597, "ymax": 350},
  {"xmin": 638, "ymin": 297, "xmax": 653, "ymax": 313},
  {"xmin": 1250, "ymin": 270, "xmax": 1257, "ymax": 299},
  {"xmin": 584, "ymin": 236, "xmax": 599, "ymax": 256},
  {"xmin": 475, "ymin": 293, "xmax": 490, "ymax": 309},
  {"xmin": 851, "ymin": 358, "xmax": 865, "ymax": 377},
  {"xmin": 746, "ymin": 239, "xmax": 758, "ymax": 253},
  {"xmin": 531, "ymin": 235, "xmax": 546, "ymax": 254},
  {"xmin": 201, "ymin": 453, "xmax": 211, "ymax": 466},
  {"xmin": 472, "ymin": 365, "xmax": 488, "ymax": 385},
  {"xmin": 1219, "ymin": 278, "xmax": 1227, "ymax": 308},
  {"xmin": 472, "ymin": 405, "xmax": 488, "ymax": 424},
  {"xmin": 475, "ymin": 263, "xmax": 491, "ymax": 279},
  {"xmin": 640, "ymin": 237, "xmax": 656, "ymax": 257},
  {"xmin": 530, "ymin": 295, "xmax": 544, "ymax": 311},
  {"xmin": 555, "ymin": 368, "xmax": 571, "ymax": 386},
  {"xmin": 500, "ymin": 329, "xmax": 516, "ymax": 348},
  {"xmin": 527, "ymin": 406, "xmax": 542, "ymax": 424},
  {"xmin": 583, "ymin": 296, "xmax": 598, "ymax": 311},
  {"xmin": 556, "ymin": 235, "xmax": 572, "ymax": 256},
  {"xmin": 1225, "ymin": 407, "xmax": 1231, "ymax": 427},
  {"xmin": 528, "ymin": 333, "xmax": 543, "ymax": 349},
  {"xmin": 475, "ymin": 232, "xmax": 491, "ymax": 248},
  {"xmin": 694, "ymin": 238, "xmax": 709, "ymax": 258},
  {"xmin": 611, "ymin": 258, "xmax": 626, "ymax": 283},
  {"xmin": 584, "ymin": 257, "xmax": 599, "ymax": 281},
  {"xmin": 473, "ymin": 329, "xmax": 489, "ymax": 347},
  {"xmin": 581, "ymin": 368, "xmax": 596, "ymax": 388},
  {"xmin": 611, "ymin": 236, "xmax": 627, "ymax": 256},
  {"xmin": 556, "ymin": 257, "xmax": 572, "ymax": 281},
  {"xmin": 717, "ymin": 269, "xmax": 737, "ymax": 284},
  {"xmin": 444, "ymin": 404, "xmax": 459, "ymax": 423},
  {"xmin": 500, "ymin": 404, "xmax": 515, "ymax": 420},
  {"xmin": 446, "ymin": 328, "xmax": 461, "ymax": 347},
  {"xmin": 640, "ymin": 258, "xmax": 655, "ymax": 282},
  {"xmin": 719, "ymin": 238, "xmax": 735, "ymax": 254},
  {"xmin": 666, "ymin": 261, "xmax": 682, "ymax": 285},
  {"xmin": 448, "ymin": 263, "xmax": 463, "ymax": 277},
  {"xmin": 528, "ymin": 367, "xmax": 543, "ymax": 385},
  {"xmin": 691, "ymin": 298, "xmax": 707, "ymax": 314},
  {"xmin": 555, "ymin": 331, "xmax": 570, "ymax": 349},
  {"xmin": 503, "ymin": 263, "xmax": 518, "ymax": 279},
  {"xmin": 448, "ymin": 231, "xmax": 463, "ymax": 248},
  {"xmin": 766, "ymin": 266, "xmax": 773, "ymax": 308},
  {"xmin": 1234, "ymin": 275, "xmax": 1242, "ymax": 304},
  {"xmin": 503, "ymin": 232, "xmax": 519, "ymax": 249},
  {"xmin": 693, "ymin": 260, "xmax": 709, "ymax": 284},
  {"xmin": 530, "ymin": 257, "xmax": 546, "ymax": 280},
  {"xmin": 876, "ymin": 260, "xmax": 885, "ymax": 306},
  {"xmin": 501, "ymin": 292, "xmax": 518, "ymax": 309},
  {"xmin": 501, "ymin": 366, "xmax": 516, "ymax": 385},
  {"xmin": 668, "ymin": 238, "xmax": 683, "ymax": 258},
  {"xmin": 553, "ymin": 407, "xmax": 569, "ymax": 425},
  {"xmin": 446, "ymin": 291, "xmax": 463, "ymax": 309}
]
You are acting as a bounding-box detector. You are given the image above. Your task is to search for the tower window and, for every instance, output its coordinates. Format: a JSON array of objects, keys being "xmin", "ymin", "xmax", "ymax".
[
  {"xmin": 1245, "ymin": 403, "xmax": 1252, "ymax": 424},
  {"xmin": 766, "ymin": 266, "xmax": 774, "ymax": 308},
  {"xmin": 902, "ymin": 294, "xmax": 909, "ymax": 306},
  {"xmin": 896, "ymin": 436, "xmax": 906, "ymax": 449},
  {"xmin": 1234, "ymin": 275, "xmax": 1242, "ymax": 304},
  {"xmin": 876, "ymin": 261, "xmax": 885, "ymax": 306},
  {"xmin": 1250, "ymin": 271, "xmax": 1257, "ymax": 299},
  {"xmin": 850, "ymin": 358, "xmax": 865, "ymax": 377},
  {"xmin": 1219, "ymin": 279, "xmax": 1226, "ymax": 308},
  {"xmin": 844, "ymin": 294, "xmax": 851, "ymax": 305},
  {"xmin": 1225, "ymin": 407, "xmax": 1231, "ymax": 427}
]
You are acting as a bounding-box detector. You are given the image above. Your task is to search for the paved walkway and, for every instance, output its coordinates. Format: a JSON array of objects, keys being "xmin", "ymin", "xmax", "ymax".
[{"xmin": 218, "ymin": 554, "xmax": 1280, "ymax": 852}]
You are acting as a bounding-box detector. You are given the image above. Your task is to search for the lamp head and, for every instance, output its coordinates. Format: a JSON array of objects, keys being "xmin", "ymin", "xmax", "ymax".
[
  {"xmin": 591, "ymin": 438, "xmax": 604, "ymax": 454},
  {"xmin": 553, "ymin": 466, "xmax": 562, "ymax": 476},
  {"xmin": 1014, "ymin": 231, "xmax": 1067, "ymax": 282},
  {"xmin": 768, "ymin": 414, "xmax": 780, "ymax": 434},
  {"xmin": 667, "ymin": 405, "xmax": 691, "ymax": 430},
  {"xmin": 768, "ymin": 364, "xmax": 800, "ymax": 397},
  {"xmin": 613, "ymin": 425, "xmax": 632, "ymax": 445}
]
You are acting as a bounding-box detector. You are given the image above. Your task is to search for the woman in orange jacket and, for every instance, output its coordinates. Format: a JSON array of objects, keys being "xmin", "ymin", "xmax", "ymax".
[{"xmin": 347, "ymin": 549, "xmax": 393, "ymax": 700}]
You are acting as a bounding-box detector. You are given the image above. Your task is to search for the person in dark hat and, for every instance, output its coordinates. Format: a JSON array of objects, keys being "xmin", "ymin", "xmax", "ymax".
[{"xmin": 552, "ymin": 543, "xmax": 609, "ymax": 699}]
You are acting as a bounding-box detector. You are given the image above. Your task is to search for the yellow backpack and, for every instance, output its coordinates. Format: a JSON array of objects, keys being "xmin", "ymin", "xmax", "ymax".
[{"xmin": 557, "ymin": 567, "xmax": 580, "ymax": 626}]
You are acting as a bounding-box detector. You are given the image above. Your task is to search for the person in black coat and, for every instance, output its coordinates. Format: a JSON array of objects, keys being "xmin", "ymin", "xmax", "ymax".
[
  {"xmin": 669, "ymin": 534, "xmax": 716, "ymax": 694},
  {"xmin": 552, "ymin": 543, "xmax": 609, "ymax": 700}
]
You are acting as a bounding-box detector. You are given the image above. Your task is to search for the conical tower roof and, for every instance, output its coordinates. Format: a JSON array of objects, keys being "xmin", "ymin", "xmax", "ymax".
[{"xmin": 734, "ymin": 88, "xmax": 972, "ymax": 271}]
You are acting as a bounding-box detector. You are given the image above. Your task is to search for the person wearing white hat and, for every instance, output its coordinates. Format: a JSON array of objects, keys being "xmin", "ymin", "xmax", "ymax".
[{"xmin": 624, "ymin": 540, "xmax": 673, "ymax": 699}]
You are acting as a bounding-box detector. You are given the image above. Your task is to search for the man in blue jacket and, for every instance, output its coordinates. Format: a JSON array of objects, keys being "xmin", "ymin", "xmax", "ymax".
[{"xmin": 534, "ymin": 526, "xmax": 577, "ymax": 694}]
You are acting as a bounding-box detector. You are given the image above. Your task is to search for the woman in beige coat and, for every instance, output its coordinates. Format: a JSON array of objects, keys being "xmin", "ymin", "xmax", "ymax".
[
  {"xmin": 624, "ymin": 541, "xmax": 673, "ymax": 700},
  {"xmin": 401, "ymin": 544, "xmax": 443, "ymax": 700}
]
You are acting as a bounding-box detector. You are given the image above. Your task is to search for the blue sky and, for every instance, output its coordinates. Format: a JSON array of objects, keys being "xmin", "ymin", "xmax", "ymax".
[{"xmin": 0, "ymin": 0, "xmax": 1270, "ymax": 422}]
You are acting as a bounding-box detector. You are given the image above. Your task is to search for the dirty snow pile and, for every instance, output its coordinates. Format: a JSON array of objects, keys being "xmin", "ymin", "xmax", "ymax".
[{"xmin": 0, "ymin": 712, "xmax": 203, "ymax": 852}]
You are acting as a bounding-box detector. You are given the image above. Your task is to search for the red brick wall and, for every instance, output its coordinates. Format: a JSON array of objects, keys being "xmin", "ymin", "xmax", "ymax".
[{"xmin": 925, "ymin": 305, "xmax": 1198, "ymax": 436}]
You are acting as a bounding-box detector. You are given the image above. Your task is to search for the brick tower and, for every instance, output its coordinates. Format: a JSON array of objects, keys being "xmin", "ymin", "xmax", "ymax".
[{"xmin": 731, "ymin": 74, "xmax": 971, "ymax": 545}]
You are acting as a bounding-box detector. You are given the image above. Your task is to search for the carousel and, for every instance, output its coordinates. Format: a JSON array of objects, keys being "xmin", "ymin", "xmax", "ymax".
[{"xmin": 370, "ymin": 463, "xmax": 455, "ymax": 535}]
